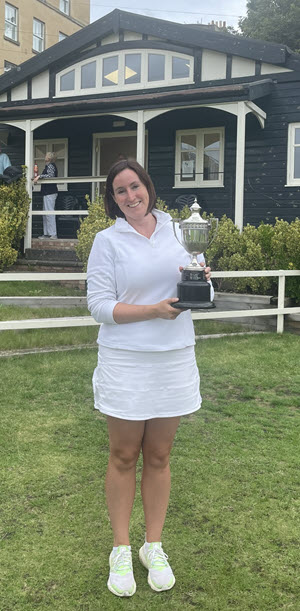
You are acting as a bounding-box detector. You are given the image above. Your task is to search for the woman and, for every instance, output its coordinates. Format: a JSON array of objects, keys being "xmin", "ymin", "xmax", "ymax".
[
  {"xmin": 87, "ymin": 159, "xmax": 212, "ymax": 597},
  {"xmin": 33, "ymin": 151, "xmax": 58, "ymax": 239}
]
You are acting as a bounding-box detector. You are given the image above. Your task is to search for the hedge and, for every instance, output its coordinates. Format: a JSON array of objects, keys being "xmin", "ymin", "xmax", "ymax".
[
  {"xmin": 0, "ymin": 170, "xmax": 30, "ymax": 271},
  {"xmin": 76, "ymin": 195, "xmax": 300, "ymax": 303}
]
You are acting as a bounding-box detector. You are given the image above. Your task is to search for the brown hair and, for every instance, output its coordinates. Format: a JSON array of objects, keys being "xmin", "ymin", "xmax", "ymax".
[{"xmin": 104, "ymin": 158, "xmax": 157, "ymax": 220}]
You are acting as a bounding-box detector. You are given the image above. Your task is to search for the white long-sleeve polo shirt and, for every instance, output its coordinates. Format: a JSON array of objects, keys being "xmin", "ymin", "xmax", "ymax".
[{"xmin": 87, "ymin": 209, "xmax": 213, "ymax": 351}]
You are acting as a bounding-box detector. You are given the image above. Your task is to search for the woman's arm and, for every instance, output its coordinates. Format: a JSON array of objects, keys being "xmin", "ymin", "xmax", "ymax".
[
  {"xmin": 87, "ymin": 232, "xmax": 184, "ymax": 325},
  {"xmin": 112, "ymin": 298, "xmax": 182, "ymax": 324}
]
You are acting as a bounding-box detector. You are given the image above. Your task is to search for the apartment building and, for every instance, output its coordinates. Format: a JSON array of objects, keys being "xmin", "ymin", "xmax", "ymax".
[{"xmin": 1, "ymin": 0, "xmax": 90, "ymax": 73}]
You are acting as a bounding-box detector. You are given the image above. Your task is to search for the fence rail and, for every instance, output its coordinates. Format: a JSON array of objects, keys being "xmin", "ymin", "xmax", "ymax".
[{"xmin": 1, "ymin": 270, "xmax": 299, "ymax": 334}]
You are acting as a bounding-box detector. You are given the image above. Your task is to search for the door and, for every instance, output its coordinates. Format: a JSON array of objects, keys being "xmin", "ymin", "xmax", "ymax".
[{"xmin": 92, "ymin": 131, "xmax": 148, "ymax": 198}]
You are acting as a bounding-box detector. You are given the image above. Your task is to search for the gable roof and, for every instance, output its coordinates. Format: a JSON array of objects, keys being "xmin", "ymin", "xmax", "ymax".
[{"xmin": 0, "ymin": 9, "xmax": 299, "ymax": 95}]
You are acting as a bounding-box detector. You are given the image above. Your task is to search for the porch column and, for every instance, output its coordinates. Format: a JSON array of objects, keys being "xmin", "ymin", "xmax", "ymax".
[
  {"xmin": 235, "ymin": 101, "xmax": 246, "ymax": 231},
  {"xmin": 136, "ymin": 110, "xmax": 145, "ymax": 167},
  {"xmin": 24, "ymin": 120, "xmax": 33, "ymax": 250}
]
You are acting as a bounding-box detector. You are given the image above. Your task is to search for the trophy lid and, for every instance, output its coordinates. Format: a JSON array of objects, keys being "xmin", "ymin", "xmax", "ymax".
[{"xmin": 181, "ymin": 198, "xmax": 209, "ymax": 226}]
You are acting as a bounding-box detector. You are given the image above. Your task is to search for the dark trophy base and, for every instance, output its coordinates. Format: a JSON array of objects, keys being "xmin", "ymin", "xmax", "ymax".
[{"xmin": 172, "ymin": 268, "xmax": 215, "ymax": 310}]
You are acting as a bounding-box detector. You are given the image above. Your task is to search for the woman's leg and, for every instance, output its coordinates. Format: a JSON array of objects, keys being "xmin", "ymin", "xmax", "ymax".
[
  {"xmin": 106, "ymin": 416, "xmax": 145, "ymax": 546},
  {"xmin": 43, "ymin": 193, "xmax": 57, "ymax": 237},
  {"xmin": 141, "ymin": 417, "xmax": 180, "ymax": 542}
]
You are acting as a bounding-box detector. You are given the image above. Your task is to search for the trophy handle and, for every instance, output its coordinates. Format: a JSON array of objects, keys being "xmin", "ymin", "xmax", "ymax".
[
  {"xmin": 208, "ymin": 217, "xmax": 219, "ymax": 248},
  {"xmin": 171, "ymin": 218, "xmax": 182, "ymax": 244}
]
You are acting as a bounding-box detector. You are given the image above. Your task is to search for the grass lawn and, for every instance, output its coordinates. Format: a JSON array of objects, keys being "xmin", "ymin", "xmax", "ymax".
[
  {"xmin": 1, "ymin": 333, "xmax": 299, "ymax": 610},
  {"xmin": 0, "ymin": 281, "xmax": 86, "ymax": 297},
  {"xmin": 0, "ymin": 305, "xmax": 250, "ymax": 352}
]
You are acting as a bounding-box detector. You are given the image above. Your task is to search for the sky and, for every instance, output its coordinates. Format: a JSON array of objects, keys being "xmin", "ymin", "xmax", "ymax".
[{"xmin": 90, "ymin": 0, "xmax": 248, "ymax": 29}]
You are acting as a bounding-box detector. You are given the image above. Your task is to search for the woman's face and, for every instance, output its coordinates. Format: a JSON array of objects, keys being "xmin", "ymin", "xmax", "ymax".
[{"xmin": 112, "ymin": 168, "xmax": 150, "ymax": 222}]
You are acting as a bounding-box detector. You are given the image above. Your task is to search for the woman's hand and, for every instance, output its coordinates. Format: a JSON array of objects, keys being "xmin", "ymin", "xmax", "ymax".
[
  {"xmin": 201, "ymin": 263, "xmax": 211, "ymax": 282},
  {"xmin": 154, "ymin": 298, "xmax": 185, "ymax": 319},
  {"xmin": 179, "ymin": 262, "xmax": 211, "ymax": 281}
]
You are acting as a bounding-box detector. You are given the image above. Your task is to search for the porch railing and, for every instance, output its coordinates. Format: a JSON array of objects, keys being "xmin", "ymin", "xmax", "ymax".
[
  {"xmin": 29, "ymin": 176, "xmax": 106, "ymax": 233},
  {"xmin": 0, "ymin": 270, "xmax": 299, "ymax": 335}
]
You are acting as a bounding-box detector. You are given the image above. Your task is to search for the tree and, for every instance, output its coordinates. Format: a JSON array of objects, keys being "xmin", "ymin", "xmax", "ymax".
[{"xmin": 238, "ymin": 0, "xmax": 300, "ymax": 52}]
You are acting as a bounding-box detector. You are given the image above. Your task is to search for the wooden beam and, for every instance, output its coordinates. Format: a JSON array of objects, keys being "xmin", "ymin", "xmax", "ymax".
[{"xmin": 235, "ymin": 101, "xmax": 246, "ymax": 230}]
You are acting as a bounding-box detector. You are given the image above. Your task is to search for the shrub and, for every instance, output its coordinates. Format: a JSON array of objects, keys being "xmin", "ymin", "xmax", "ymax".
[
  {"xmin": 76, "ymin": 193, "xmax": 114, "ymax": 270},
  {"xmin": 271, "ymin": 218, "xmax": 300, "ymax": 302},
  {"xmin": 76, "ymin": 195, "xmax": 191, "ymax": 269},
  {"xmin": 76, "ymin": 193, "xmax": 300, "ymax": 303},
  {"xmin": 0, "ymin": 170, "xmax": 30, "ymax": 271},
  {"xmin": 206, "ymin": 217, "xmax": 274, "ymax": 294},
  {"xmin": 206, "ymin": 216, "xmax": 300, "ymax": 302}
]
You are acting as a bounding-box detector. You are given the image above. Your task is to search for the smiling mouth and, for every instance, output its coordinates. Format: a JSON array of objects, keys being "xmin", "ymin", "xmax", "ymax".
[{"xmin": 128, "ymin": 201, "xmax": 141, "ymax": 208}]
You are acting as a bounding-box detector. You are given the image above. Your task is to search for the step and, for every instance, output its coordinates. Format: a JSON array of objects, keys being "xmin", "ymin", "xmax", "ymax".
[
  {"xmin": 31, "ymin": 238, "xmax": 78, "ymax": 250},
  {"xmin": 25, "ymin": 249, "xmax": 80, "ymax": 262},
  {"xmin": 14, "ymin": 258, "xmax": 84, "ymax": 273}
]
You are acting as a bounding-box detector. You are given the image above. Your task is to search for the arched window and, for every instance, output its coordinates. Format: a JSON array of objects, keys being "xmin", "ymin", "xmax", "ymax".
[{"xmin": 55, "ymin": 49, "xmax": 194, "ymax": 97}]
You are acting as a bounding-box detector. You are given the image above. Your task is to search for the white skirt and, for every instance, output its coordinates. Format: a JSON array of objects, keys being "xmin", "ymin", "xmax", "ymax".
[{"xmin": 92, "ymin": 345, "xmax": 201, "ymax": 421}]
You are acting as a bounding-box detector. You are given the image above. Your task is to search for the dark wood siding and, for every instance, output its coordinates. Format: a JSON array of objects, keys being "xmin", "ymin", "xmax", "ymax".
[
  {"xmin": 32, "ymin": 116, "xmax": 136, "ymax": 237},
  {"xmin": 243, "ymin": 83, "xmax": 300, "ymax": 225},
  {"xmin": 148, "ymin": 107, "xmax": 236, "ymax": 220}
]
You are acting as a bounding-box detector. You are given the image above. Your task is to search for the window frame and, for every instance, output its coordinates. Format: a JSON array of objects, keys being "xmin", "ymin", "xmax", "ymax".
[
  {"xmin": 59, "ymin": 32, "xmax": 67, "ymax": 42},
  {"xmin": 4, "ymin": 2, "xmax": 18, "ymax": 42},
  {"xmin": 60, "ymin": 0, "xmax": 70, "ymax": 16},
  {"xmin": 33, "ymin": 138, "xmax": 68, "ymax": 192},
  {"xmin": 55, "ymin": 49, "xmax": 194, "ymax": 97},
  {"xmin": 4, "ymin": 59, "xmax": 17, "ymax": 72},
  {"xmin": 33, "ymin": 18, "xmax": 45, "ymax": 53},
  {"xmin": 286, "ymin": 123, "xmax": 300, "ymax": 186},
  {"xmin": 174, "ymin": 127, "xmax": 225, "ymax": 189}
]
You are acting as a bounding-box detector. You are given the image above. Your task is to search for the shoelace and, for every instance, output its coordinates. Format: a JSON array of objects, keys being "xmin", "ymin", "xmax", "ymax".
[
  {"xmin": 148, "ymin": 547, "xmax": 169, "ymax": 569},
  {"xmin": 112, "ymin": 550, "xmax": 132, "ymax": 573}
]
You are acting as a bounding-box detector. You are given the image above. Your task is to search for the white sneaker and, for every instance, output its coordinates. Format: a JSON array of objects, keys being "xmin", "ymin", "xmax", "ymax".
[
  {"xmin": 49, "ymin": 235, "xmax": 57, "ymax": 240},
  {"xmin": 38, "ymin": 235, "xmax": 48, "ymax": 239},
  {"xmin": 139, "ymin": 542, "xmax": 175, "ymax": 592},
  {"xmin": 107, "ymin": 545, "xmax": 136, "ymax": 597}
]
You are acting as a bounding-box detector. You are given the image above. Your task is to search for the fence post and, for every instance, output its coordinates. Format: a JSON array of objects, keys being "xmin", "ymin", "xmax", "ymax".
[{"xmin": 277, "ymin": 272, "xmax": 285, "ymax": 334}]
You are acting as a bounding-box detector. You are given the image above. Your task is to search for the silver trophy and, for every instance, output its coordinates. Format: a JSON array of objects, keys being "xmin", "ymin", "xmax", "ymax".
[{"xmin": 172, "ymin": 199, "xmax": 218, "ymax": 309}]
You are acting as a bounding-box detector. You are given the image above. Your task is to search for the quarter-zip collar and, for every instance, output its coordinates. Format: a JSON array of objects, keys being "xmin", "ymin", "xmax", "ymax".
[{"xmin": 114, "ymin": 208, "xmax": 172, "ymax": 235}]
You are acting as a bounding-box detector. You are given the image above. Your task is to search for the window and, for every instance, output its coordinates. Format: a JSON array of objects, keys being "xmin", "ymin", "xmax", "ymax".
[
  {"xmin": 81, "ymin": 61, "xmax": 96, "ymax": 89},
  {"xmin": 125, "ymin": 53, "xmax": 141, "ymax": 84},
  {"xmin": 5, "ymin": 3, "xmax": 18, "ymax": 42},
  {"xmin": 148, "ymin": 53, "xmax": 165, "ymax": 82},
  {"xmin": 55, "ymin": 49, "xmax": 194, "ymax": 97},
  {"xmin": 33, "ymin": 18, "xmax": 45, "ymax": 53},
  {"xmin": 172, "ymin": 56, "xmax": 190, "ymax": 79},
  {"xmin": 287, "ymin": 123, "xmax": 300, "ymax": 186},
  {"xmin": 4, "ymin": 59, "xmax": 17, "ymax": 72},
  {"xmin": 60, "ymin": 0, "xmax": 70, "ymax": 15},
  {"xmin": 60, "ymin": 69, "xmax": 75, "ymax": 91},
  {"xmin": 33, "ymin": 139, "xmax": 68, "ymax": 191},
  {"xmin": 175, "ymin": 128, "xmax": 225, "ymax": 188},
  {"xmin": 102, "ymin": 56, "xmax": 118, "ymax": 86},
  {"xmin": 59, "ymin": 32, "xmax": 67, "ymax": 42}
]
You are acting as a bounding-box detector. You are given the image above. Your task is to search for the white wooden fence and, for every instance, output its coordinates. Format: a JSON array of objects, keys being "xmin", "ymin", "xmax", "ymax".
[{"xmin": 0, "ymin": 270, "xmax": 299, "ymax": 334}]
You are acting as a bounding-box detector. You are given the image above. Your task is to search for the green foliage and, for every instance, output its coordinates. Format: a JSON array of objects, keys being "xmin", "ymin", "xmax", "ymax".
[
  {"xmin": 239, "ymin": 0, "xmax": 300, "ymax": 52},
  {"xmin": 206, "ymin": 216, "xmax": 300, "ymax": 302},
  {"xmin": 76, "ymin": 193, "xmax": 300, "ymax": 302},
  {"xmin": 271, "ymin": 218, "xmax": 300, "ymax": 302},
  {"xmin": 76, "ymin": 195, "xmax": 191, "ymax": 268},
  {"xmin": 75, "ymin": 193, "xmax": 114, "ymax": 270},
  {"xmin": 0, "ymin": 170, "xmax": 30, "ymax": 271},
  {"xmin": 155, "ymin": 197, "xmax": 190, "ymax": 219}
]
